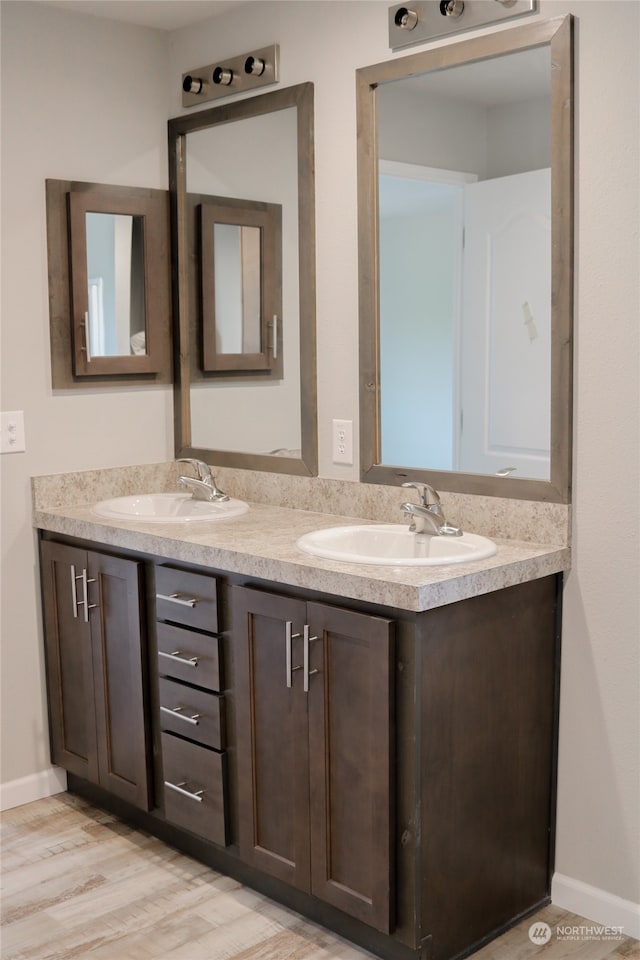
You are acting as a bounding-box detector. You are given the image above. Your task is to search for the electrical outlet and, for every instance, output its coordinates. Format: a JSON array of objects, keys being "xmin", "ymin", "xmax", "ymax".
[
  {"xmin": 1, "ymin": 411, "xmax": 26, "ymax": 454},
  {"xmin": 332, "ymin": 418, "xmax": 353, "ymax": 465}
]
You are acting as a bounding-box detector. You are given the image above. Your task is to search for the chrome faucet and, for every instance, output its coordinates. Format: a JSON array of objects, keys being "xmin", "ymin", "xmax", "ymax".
[
  {"xmin": 177, "ymin": 458, "xmax": 229, "ymax": 502},
  {"xmin": 400, "ymin": 481, "xmax": 462, "ymax": 537}
]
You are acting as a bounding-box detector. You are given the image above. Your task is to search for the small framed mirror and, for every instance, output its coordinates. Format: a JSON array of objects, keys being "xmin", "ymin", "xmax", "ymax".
[
  {"xmin": 46, "ymin": 180, "xmax": 172, "ymax": 387},
  {"xmin": 200, "ymin": 196, "xmax": 282, "ymax": 375}
]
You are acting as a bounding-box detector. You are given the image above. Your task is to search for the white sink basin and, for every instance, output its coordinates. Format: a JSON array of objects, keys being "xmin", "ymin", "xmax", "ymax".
[
  {"xmin": 92, "ymin": 492, "xmax": 249, "ymax": 523},
  {"xmin": 297, "ymin": 524, "xmax": 496, "ymax": 566}
]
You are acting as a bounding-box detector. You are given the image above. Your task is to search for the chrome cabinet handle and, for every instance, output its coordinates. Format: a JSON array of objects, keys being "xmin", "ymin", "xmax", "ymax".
[
  {"xmin": 70, "ymin": 565, "xmax": 97, "ymax": 622},
  {"xmin": 285, "ymin": 621, "xmax": 302, "ymax": 688},
  {"xmin": 160, "ymin": 705, "xmax": 200, "ymax": 726},
  {"xmin": 81, "ymin": 569, "xmax": 98, "ymax": 623},
  {"xmin": 70, "ymin": 564, "xmax": 80, "ymax": 619},
  {"xmin": 303, "ymin": 624, "xmax": 319, "ymax": 693},
  {"xmin": 272, "ymin": 314, "xmax": 278, "ymax": 360},
  {"xmin": 156, "ymin": 592, "xmax": 198, "ymax": 608},
  {"xmin": 164, "ymin": 780, "xmax": 204, "ymax": 803},
  {"xmin": 158, "ymin": 650, "xmax": 199, "ymax": 668}
]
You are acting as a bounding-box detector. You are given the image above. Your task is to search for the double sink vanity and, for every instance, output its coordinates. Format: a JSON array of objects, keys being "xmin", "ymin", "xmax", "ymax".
[
  {"xmin": 37, "ymin": 1, "xmax": 574, "ymax": 952},
  {"xmin": 33, "ymin": 461, "xmax": 570, "ymax": 960}
]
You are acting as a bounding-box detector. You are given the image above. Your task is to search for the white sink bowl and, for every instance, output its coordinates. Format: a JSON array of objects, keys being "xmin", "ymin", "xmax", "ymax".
[
  {"xmin": 297, "ymin": 524, "xmax": 496, "ymax": 566},
  {"xmin": 92, "ymin": 492, "xmax": 249, "ymax": 523}
]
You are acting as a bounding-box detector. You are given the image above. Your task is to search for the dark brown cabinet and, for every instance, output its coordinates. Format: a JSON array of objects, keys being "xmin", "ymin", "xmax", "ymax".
[
  {"xmin": 233, "ymin": 585, "xmax": 395, "ymax": 933},
  {"xmin": 38, "ymin": 529, "xmax": 560, "ymax": 960},
  {"xmin": 40, "ymin": 539, "xmax": 151, "ymax": 810}
]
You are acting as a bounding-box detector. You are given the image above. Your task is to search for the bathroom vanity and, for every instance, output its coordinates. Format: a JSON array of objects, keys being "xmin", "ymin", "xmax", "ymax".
[{"xmin": 33, "ymin": 468, "xmax": 569, "ymax": 960}]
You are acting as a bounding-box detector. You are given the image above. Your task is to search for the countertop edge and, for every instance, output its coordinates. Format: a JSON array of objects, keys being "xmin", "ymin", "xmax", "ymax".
[{"xmin": 33, "ymin": 503, "xmax": 571, "ymax": 614}]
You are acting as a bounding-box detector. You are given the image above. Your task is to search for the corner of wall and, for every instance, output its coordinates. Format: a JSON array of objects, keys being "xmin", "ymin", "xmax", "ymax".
[{"xmin": 552, "ymin": 873, "xmax": 640, "ymax": 941}]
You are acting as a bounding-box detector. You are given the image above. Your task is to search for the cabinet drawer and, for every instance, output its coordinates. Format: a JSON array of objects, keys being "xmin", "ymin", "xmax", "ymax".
[
  {"xmin": 161, "ymin": 732, "xmax": 228, "ymax": 846},
  {"xmin": 156, "ymin": 622, "xmax": 222, "ymax": 691},
  {"xmin": 155, "ymin": 566, "xmax": 219, "ymax": 632},
  {"xmin": 158, "ymin": 677, "xmax": 225, "ymax": 749}
]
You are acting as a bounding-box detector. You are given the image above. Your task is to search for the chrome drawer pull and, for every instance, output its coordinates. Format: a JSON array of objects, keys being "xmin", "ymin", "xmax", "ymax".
[
  {"xmin": 164, "ymin": 780, "xmax": 204, "ymax": 803},
  {"xmin": 158, "ymin": 650, "xmax": 199, "ymax": 668},
  {"xmin": 160, "ymin": 705, "xmax": 200, "ymax": 726},
  {"xmin": 156, "ymin": 592, "xmax": 198, "ymax": 608}
]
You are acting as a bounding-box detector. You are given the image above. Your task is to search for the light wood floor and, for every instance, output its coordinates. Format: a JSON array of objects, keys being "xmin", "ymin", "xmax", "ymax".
[{"xmin": 1, "ymin": 793, "xmax": 638, "ymax": 960}]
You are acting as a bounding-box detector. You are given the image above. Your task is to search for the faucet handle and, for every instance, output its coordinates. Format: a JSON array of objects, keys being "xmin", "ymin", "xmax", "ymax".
[
  {"xmin": 177, "ymin": 458, "xmax": 211, "ymax": 482},
  {"xmin": 401, "ymin": 481, "xmax": 440, "ymax": 507}
]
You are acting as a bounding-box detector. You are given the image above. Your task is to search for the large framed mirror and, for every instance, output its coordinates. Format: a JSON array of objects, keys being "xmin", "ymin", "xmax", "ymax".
[
  {"xmin": 169, "ymin": 83, "xmax": 317, "ymax": 476},
  {"xmin": 357, "ymin": 16, "xmax": 573, "ymax": 502},
  {"xmin": 46, "ymin": 180, "xmax": 172, "ymax": 387}
]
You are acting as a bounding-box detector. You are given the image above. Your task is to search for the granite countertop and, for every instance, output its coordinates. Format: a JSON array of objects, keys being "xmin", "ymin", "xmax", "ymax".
[{"xmin": 34, "ymin": 498, "xmax": 570, "ymax": 613}]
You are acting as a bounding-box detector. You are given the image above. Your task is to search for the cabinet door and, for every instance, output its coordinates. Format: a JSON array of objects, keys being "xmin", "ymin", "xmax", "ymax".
[
  {"xmin": 233, "ymin": 586, "xmax": 311, "ymax": 891},
  {"xmin": 40, "ymin": 541, "xmax": 98, "ymax": 782},
  {"xmin": 88, "ymin": 551, "xmax": 151, "ymax": 810},
  {"xmin": 307, "ymin": 602, "xmax": 395, "ymax": 933}
]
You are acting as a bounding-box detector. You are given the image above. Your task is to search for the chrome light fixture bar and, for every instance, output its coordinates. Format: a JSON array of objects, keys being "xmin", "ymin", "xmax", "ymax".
[
  {"xmin": 181, "ymin": 43, "xmax": 279, "ymax": 107},
  {"xmin": 389, "ymin": 1, "xmax": 537, "ymax": 49}
]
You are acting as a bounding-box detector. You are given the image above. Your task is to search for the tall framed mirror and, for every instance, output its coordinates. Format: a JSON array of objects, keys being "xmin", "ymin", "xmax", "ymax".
[
  {"xmin": 169, "ymin": 82, "xmax": 318, "ymax": 476},
  {"xmin": 357, "ymin": 16, "xmax": 573, "ymax": 502}
]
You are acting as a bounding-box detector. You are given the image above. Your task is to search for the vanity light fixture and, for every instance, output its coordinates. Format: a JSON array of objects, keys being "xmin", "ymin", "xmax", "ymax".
[
  {"xmin": 245, "ymin": 55, "xmax": 266, "ymax": 76},
  {"xmin": 181, "ymin": 44, "xmax": 279, "ymax": 107},
  {"xmin": 212, "ymin": 66, "xmax": 234, "ymax": 86},
  {"xmin": 183, "ymin": 75, "xmax": 205, "ymax": 95},
  {"xmin": 388, "ymin": 0, "xmax": 536, "ymax": 49},
  {"xmin": 441, "ymin": 0, "xmax": 464, "ymax": 17}
]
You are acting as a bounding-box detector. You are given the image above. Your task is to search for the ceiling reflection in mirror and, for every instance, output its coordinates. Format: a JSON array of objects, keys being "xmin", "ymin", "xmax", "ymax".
[
  {"xmin": 358, "ymin": 17, "xmax": 573, "ymax": 502},
  {"xmin": 187, "ymin": 108, "xmax": 299, "ymax": 456}
]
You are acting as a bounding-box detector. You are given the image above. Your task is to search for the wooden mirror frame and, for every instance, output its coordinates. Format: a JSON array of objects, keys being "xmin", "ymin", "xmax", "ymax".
[
  {"xmin": 200, "ymin": 197, "xmax": 283, "ymax": 376},
  {"xmin": 46, "ymin": 179, "xmax": 172, "ymax": 387},
  {"xmin": 169, "ymin": 82, "xmax": 318, "ymax": 477},
  {"xmin": 357, "ymin": 16, "xmax": 573, "ymax": 503}
]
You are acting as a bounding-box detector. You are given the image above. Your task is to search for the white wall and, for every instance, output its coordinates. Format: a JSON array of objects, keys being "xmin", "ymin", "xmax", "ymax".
[
  {"xmin": 1, "ymin": 0, "xmax": 638, "ymax": 932},
  {"xmin": 0, "ymin": 1, "xmax": 174, "ymax": 787}
]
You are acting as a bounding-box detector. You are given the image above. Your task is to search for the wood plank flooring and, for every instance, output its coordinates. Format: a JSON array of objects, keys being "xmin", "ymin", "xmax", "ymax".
[{"xmin": 2, "ymin": 793, "xmax": 638, "ymax": 960}]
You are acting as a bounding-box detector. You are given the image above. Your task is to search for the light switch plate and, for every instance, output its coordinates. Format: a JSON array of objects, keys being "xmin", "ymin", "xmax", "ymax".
[{"xmin": 1, "ymin": 411, "xmax": 26, "ymax": 453}]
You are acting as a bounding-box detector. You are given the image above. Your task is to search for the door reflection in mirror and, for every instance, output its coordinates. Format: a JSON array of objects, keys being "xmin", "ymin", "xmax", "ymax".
[
  {"xmin": 373, "ymin": 44, "xmax": 554, "ymax": 482},
  {"xmin": 85, "ymin": 212, "xmax": 146, "ymax": 358},
  {"xmin": 213, "ymin": 223, "xmax": 262, "ymax": 355}
]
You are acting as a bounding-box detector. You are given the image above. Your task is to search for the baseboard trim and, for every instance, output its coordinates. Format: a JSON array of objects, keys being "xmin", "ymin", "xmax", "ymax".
[
  {"xmin": 552, "ymin": 872, "xmax": 640, "ymax": 940},
  {"xmin": 0, "ymin": 767, "xmax": 67, "ymax": 811}
]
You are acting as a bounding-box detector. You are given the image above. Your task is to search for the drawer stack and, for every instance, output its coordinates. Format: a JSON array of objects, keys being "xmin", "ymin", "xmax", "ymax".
[{"xmin": 154, "ymin": 565, "xmax": 229, "ymax": 846}]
